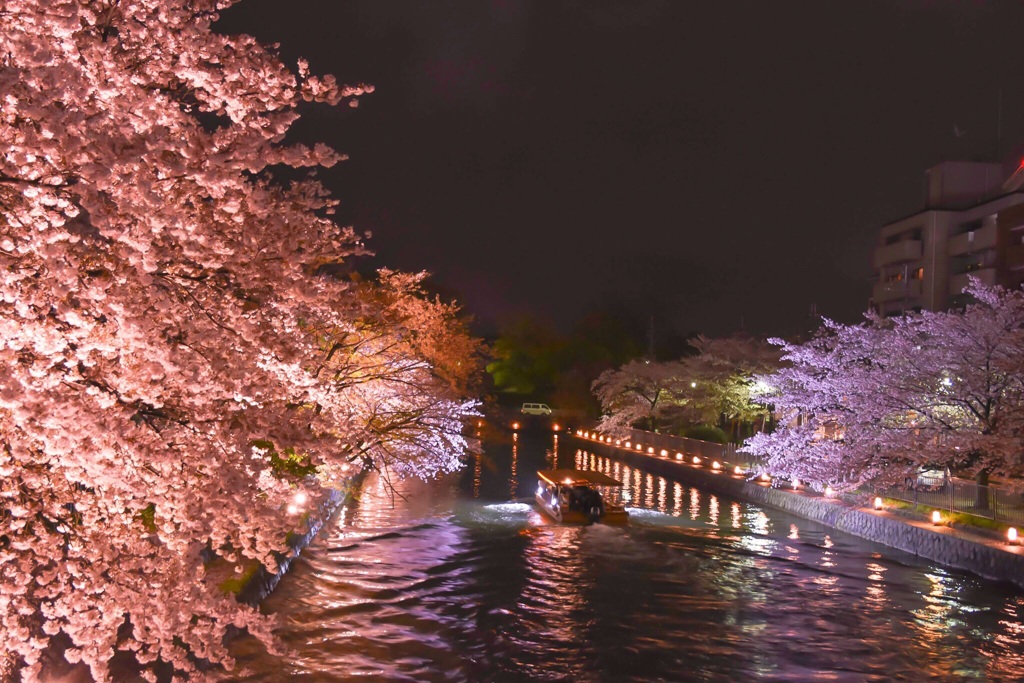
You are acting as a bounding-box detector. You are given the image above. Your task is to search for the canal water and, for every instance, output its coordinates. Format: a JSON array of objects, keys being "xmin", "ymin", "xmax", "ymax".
[{"xmin": 232, "ymin": 431, "xmax": 1024, "ymax": 682}]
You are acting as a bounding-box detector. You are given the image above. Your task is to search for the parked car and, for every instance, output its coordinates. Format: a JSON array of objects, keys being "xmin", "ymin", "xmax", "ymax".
[{"xmin": 520, "ymin": 403, "xmax": 552, "ymax": 416}]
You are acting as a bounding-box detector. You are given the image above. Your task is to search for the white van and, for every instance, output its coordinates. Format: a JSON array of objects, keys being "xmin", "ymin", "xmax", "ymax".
[{"xmin": 520, "ymin": 403, "xmax": 552, "ymax": 416}]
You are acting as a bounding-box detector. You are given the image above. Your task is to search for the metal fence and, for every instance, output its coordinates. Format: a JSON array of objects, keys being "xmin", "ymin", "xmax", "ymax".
[
  {"xmin": 878, "ymin": 479, "xmax": 1024, "ymax": 525},
  {"xmin": 622, "ymin": 428, "xmax": 738, "ymax": 462}
]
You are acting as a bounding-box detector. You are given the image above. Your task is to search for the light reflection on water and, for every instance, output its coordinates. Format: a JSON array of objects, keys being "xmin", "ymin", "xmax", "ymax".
[{"xmin": 231, "ymin": 435, "xmax": 1024, "ymax": 682}]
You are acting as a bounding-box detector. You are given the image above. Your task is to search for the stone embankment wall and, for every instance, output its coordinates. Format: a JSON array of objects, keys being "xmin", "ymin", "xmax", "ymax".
[
  {"xmin": 579, "ymin": 437, "xmax": 1024, "ymax": 591},
  {"xmin": 239, "ymin": 471, "xmax": 365, "ymax": 605}
]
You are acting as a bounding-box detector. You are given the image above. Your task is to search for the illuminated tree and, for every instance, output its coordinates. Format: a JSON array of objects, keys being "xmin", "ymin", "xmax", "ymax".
[
  {"xmin": 0, "ymin": 1, "xmax": 477, "ymax": 679},
  {"xmin": 592, "ymin": 359, "xmax": 691, "ymax": 434},
  {"xmin": 744, "ymin": 280, "xmax": 1024, "ymax": 492},
  {"xmin": 681, "ymin": 335, "xmax": 782, "ymax": 435}
]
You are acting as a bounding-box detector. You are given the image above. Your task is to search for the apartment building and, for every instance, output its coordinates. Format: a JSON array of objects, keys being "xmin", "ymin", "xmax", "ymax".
[{"xmin": 872, "ymin": 159, "xmax": 1024, "ymax": 317}]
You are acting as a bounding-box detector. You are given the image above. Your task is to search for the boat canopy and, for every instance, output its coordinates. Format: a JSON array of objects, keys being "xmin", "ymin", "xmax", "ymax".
[{"xmin": 537, "ymin": 469, "xmax": 623, "ymax": 488}]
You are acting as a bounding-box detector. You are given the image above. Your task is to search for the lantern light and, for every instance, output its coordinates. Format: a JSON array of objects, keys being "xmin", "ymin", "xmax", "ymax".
[
  {"xmin": 712, "ymin": 461, "xmax": 721, "ymax": 471},
  {"xmin": 1008, "ymin": 527, "xmax": 1019, "ymax": 545},
  {"xmin": 873, "ymin": 496, "xmax": 883, "ymax": 510},
  {"xmin": 615, "ymin": 439, "xmax": 622, "ymax": 446},
  {"xmin": 676, "ymin": 453, "xmax": 683, "ymax": 460},
  {"xmin": 692, "ymin": 456, "xmax": 701, "ymax": 466},
  {"xmin": 647, "ymin": 446, "xmax": 655, "ymax": 454},
  {"xmin": 931, "ymin": 510, "xmax": 942, "ymax": 525},
  {"xmin": 660, "ymin": 449, "xmax": 669, "ymax": 457},
  {"xmin": 512, "ymin": 422, "xmax": 520, "ymax": 430},
  {"xmin": 824, "ymin": 486, "xmax": 833, "ymax": 498},
  {"xmin": 760, "ymin": 473, "xmax": 770, "ymax": 482},
  {"xmin": 734, "ymin": 465, "xmax": 743, "ymax": 475},
  {"xmin": 791, "ymin": 478, "xmax": 800, "ymax": 489},
  {"xmin": 635, "ymin": 444, "xmax": 642, "ymax": 451},
  {"xmin": 286, "ymin": 503, "xmax": 298, "ymax": 515},
  {"xmin": 294, "ymin": 491, "xmax": 308, "ymax": 506}
]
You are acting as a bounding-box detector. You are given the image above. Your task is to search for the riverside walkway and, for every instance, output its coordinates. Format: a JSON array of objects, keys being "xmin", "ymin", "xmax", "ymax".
[{"xmin": 571, "ymin": 428, "xmax": 1024, "ymax": 592}]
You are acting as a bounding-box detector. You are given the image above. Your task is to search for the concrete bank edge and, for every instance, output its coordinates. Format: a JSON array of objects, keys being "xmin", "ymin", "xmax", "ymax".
[{"xmin": 238, "ymin": 468, "xmax": 368, "ymax": 606}]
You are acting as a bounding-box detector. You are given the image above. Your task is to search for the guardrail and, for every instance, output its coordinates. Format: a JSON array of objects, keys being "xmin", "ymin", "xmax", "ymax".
[
  {"xmin": 576, "ymin": 426, "xmax": 1024, "ymax": 526},
  {"xmin": 574, "ymin": 427, "xmax": 764, "ymax": 480},
  {"xmin": 878, "ymin": 480, "xmax": 1024, "ymax": 525}
]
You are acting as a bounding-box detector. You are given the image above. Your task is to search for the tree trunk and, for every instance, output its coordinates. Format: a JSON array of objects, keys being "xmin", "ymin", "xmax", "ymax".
[{"xmin": 975, "ymin": 469, "xmax": 990, "ymax": 511}]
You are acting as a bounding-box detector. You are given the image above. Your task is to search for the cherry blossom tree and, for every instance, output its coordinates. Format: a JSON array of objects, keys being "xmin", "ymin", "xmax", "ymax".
[
  {"xmin": 592, "ymin": 336, "xmax": 781, "ymax": 438},
  {"xmin": 0, "ymin": 1, "xmax": 478, "ymax": 679},
  {"xmin": 680, "ymin": 335, "xmax": 782, "ymax": 435},
  {"xmin": 743, "ymin": 280, "xmax": 1024, "ymax": 492},
  {"xmin": 592, "ymin": 359, "xmax": 691, "ymax": 434}
]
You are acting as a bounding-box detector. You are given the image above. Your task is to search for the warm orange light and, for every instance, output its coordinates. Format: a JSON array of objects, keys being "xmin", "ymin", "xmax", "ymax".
[
  {"xmin": 576, "ymin": 429, "xmax": 582, "ymax": 436},
  {"xmin": 676, "ymin": 453, "xmax": 683, "ymax": 460},
  {"xmin": 553, "ymin": 423, "xmax": 560, "ymax": 431},
  {"xmin": 760, "ymin": 473, "xmax": 770, "ymax": 482},
  {"xmin": 931, "ymin": 510, "xmax": 942, "ymax": 525},
  {"xmin": 615, "ymin": 439, "xmax": 622, "ymax": 446},
  {"xmin": 791, "ymin": 478, "xmax": 800, "ymax": 489},
  {"xmin": 563, "ymin": 478, "xmax": 573, "ymax": 485},
  {"xmin": 286, "ymin": 503, "xmax": 298, "ymax": 515},
  {"xmin": 512, "ymin": 422, "xmax": 520, "ymax": 430},
  {"xmin": 1008, "ymin": 527, "xmax": 1018, "ymax": 545},
  {"xmin": 873, "ymin": 496, "xmax": 883, "ymax": 510},
  {"xmin": 660, "ymin": 449, "xmax": 668, "ymax": 457},
  {"xmin": 625, "ymin": 441, "xmax": 631, "ymax": 448},
  {"xmin": 635, "ymin": 443, "xmax": 642, "ymax": 451},
  {"xmin": 824, "ymin": 486, "xmax": 833, "ymax": 497},
  {"xmin": 692, "ymin": 456, "xmax": 701, "ymax": 465},
  {"xmin": 733, "ymin": 465, "xmax": 743, "ymax": 475},
  {"xmin": 647, "ymin": 446, "xmax": 655, "ymax": 454},
  {"xmin": 712, "ymin": 461, "xmax": 721, "ymax": 470}
]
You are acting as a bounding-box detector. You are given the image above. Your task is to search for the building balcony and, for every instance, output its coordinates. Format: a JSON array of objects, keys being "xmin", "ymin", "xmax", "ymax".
[
  {"xmin": 948, "ymin": 223, "xmax": 996, "ymax": 255},
  {"xmin": 873, "ymin": 279, "xmax": 922, "ymax": 304},
  {"xmin": 949, "ymin": 268, "xmax": 996, "ymax": 295},
  {"xmin": 873, "ymin": 240, "xmax": 922, "ymax": 269}
]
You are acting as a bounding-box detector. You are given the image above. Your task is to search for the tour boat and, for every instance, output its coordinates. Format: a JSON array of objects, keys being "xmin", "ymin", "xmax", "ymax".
[{"xmin": 534, "ymin": 469, "xmax": 629, "ymax": 525}]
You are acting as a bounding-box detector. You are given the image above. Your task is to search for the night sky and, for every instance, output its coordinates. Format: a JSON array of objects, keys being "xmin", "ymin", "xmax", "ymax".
[{"xmin": 217, "ymin": 1, "xmax": 1024, "ymax": 339}]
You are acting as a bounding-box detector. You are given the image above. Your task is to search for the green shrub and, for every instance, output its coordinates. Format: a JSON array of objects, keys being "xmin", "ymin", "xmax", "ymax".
[{"xmin": 682, "ymin": 425, "xmax": 729, "ymax": 444}]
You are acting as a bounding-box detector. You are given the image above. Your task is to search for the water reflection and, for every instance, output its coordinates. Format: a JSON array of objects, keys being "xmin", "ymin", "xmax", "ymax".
[
  {"xmin": 231, "ymin": 434, "xmax": 1024, "ymax": 682},
  {"xmin": 509, "ymin": 432, "xmax": 518, "ymax": 500}
]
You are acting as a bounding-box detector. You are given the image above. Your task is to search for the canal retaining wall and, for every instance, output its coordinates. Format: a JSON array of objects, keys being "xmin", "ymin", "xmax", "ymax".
[
  {"xmin": 238, "ymin": 469, "xmax": 367, "ymax": 605},
  {"xmin": 576, "ymin": 436, "xmax": 1024, "ymax": 591}
]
